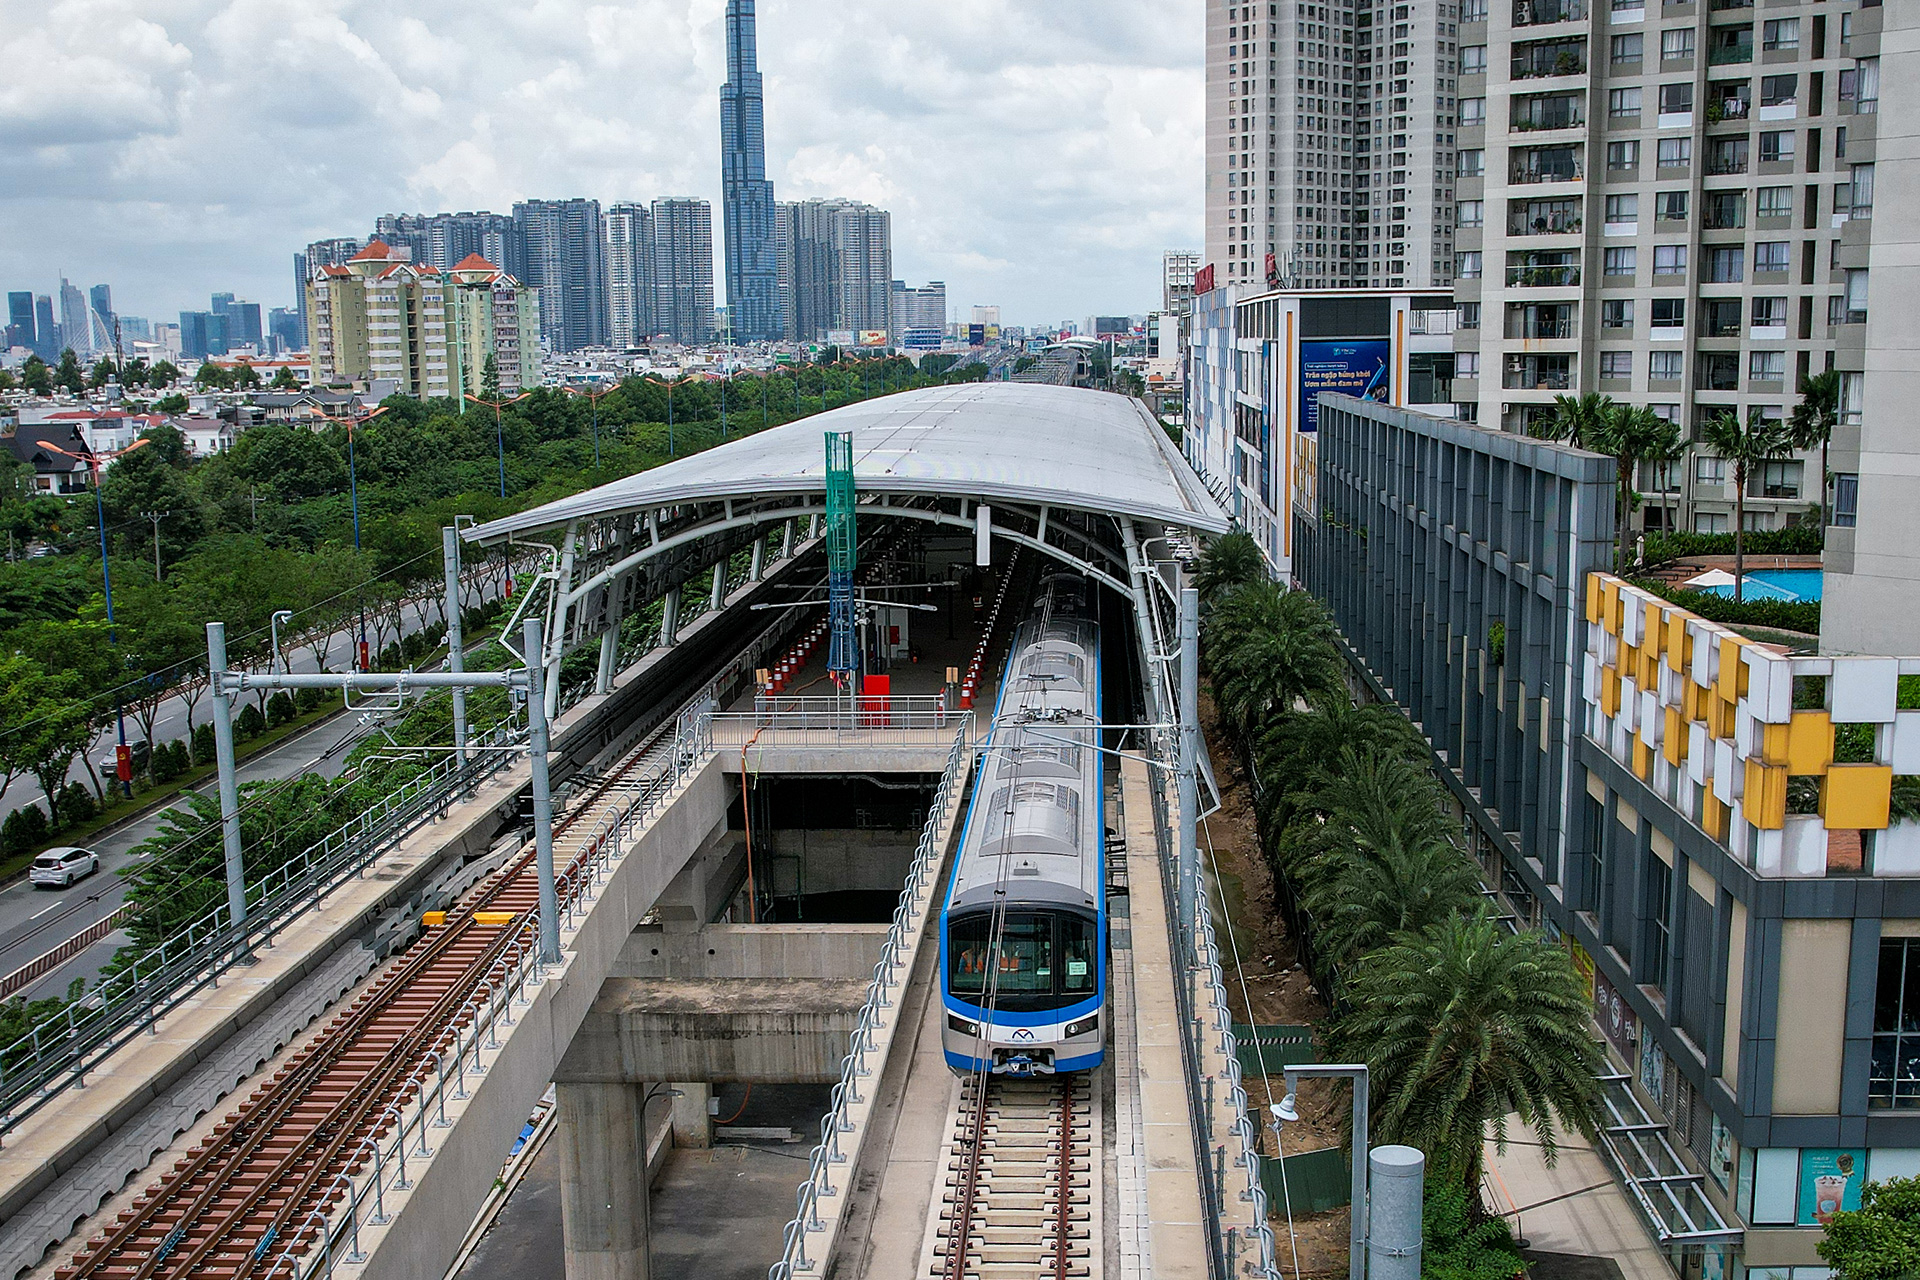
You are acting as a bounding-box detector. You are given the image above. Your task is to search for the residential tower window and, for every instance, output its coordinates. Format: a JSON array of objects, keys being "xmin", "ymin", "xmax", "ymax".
[
  {"xmin": 1755, "ymin": 241, "xmax": 1791, "ymax": 273},
  {"xmin": 1657, "ymin": 190, "xmax": 1690, "ymax": 222},
  {"xmin": 1661, "ymin": 27, "xmax": 1695, "ymax": 60},
  {"xmin": 1601, "ymin": 350, "xmax": 1633, "ymax": 379},
  {"xmin": 1756, "ymin": 185, "xmax": 1793, "ymax": 218},
  {"xmin": 1654, "ymin": 244, "xmax": 1688, "ymax": 275},
  {"xmin": 1759, "ymin": 130, "xmax": 1796, "ymax": 163},
  {"xmin": 1874, "ymin": 940, "xmax": 1920, "ymax": 1108},
  {"xmin": 1604, "ymin": 246, "xmax": 1637, "ymax": 277},
  {"xmin": 1657, "ymin": 137, "xmax": 1692, "ymax": 168},
  {"xmin": 1652, "ymin": 350, "xmax": 1684, "ymax": 381},
  {"xmin": 1603, "ymin": 299, "xmax": 1635, "ymax": 328},
  {"xmin": 1762, "ymin": 17, "xmax": 1799, "ymax": 50}
]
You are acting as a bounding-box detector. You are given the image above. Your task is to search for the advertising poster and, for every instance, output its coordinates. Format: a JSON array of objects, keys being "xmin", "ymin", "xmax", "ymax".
[
  {"xmin": 1595, "ymin": 971, "xmax": 1636, "ymax": 1061},
  {"xmin": 968, "ymin": 324, "xmax": 986, "ymax": 346},
  {"xmin": 1798, "ymin": 1149, "xmax": 1866, "ymax": 1225},
  {"xmin": 1709, "ymin": 1114, "xmax": 1734, "ymax": 1189},
  {"xmin": 858, "ymin": 330, "xmax": 889, "ymax": 347},
  {"xmin": 1299, "ymin": 339, "xmax": 1390, "ymax": 434},
  {"xmin": 1639, "ymin": 1036, "xmax": 1666, "ymax": 1104}
]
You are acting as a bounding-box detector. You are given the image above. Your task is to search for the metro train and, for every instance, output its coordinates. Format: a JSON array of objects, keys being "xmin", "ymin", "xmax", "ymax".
[{"xmin": 939, "ymin": 570, "xmax": 1106, "ymax": 1076}]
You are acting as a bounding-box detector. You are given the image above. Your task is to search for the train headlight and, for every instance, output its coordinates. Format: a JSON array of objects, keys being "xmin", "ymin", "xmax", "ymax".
[
  {"xmin": 1063, "ymin": 1014, "xmax": 1100, "ymax": 1039},
  {"xmin": 948, "ymin": 1013, "xmax": 982, "ymax": 1038}
]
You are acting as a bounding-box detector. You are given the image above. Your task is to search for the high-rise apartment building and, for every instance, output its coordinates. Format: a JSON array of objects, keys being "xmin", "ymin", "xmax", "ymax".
[
  {"xmin": 777, "ymin": 198, "xmax": 893, "ymax": 341},
  {"xmin": 651, "ymin": 198, "xmax": 716, "ymax": 345},
  {"xmin": 59, "ymin": 279, "xmax": 90, "ymax": 357},
  {"xmin": 1452, "ymin": 0, "xmax": 1879, "ymax": 536},
  {"xmin": 372, "ymin": 212, "xmax": 520, "ymax": 275},
  {"xmin": 1163, "ymin": 251, "xmax": 1202, "ymax": 313},
  {"xmin": 306, "ymin": 240, "xmax": 454, "ymax": 397},
  {"xmin": 605, "ymin": 202, "xmax": 657, "ymax": 347},
  {"xmin": 298, "ymin": 239, "xmax": 366, "ymax": 352},
  {"xmin": 720, "ymin": 0, "xmax": 781, "ymax": 341},
  {"xmin": 1205, "ymin": 0, "xmax": 1457, "ymax": 291},
  {"xmin": 891, "ymin": 280, "xmax": 946, "ymax": 347},
  {"xmin": 445, "ymin": 255, "xmax": 542, "ymax": 397},
  {"xmin": 512, "ymin": 198, "xmax": 609, "ymax": 353}
]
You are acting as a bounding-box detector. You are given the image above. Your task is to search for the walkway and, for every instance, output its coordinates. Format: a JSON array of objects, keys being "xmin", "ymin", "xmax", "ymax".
[{"xmin": 1485, "ymin": 1130, "xmax": 1672, "ymax": 1280}]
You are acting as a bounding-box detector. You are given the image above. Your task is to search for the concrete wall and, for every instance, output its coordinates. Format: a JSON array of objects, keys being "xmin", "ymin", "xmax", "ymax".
[
  {"xmin": 612, "ymin": 923, "xmax": 888, "ymax": 980},
  {"xmin": 553, "ymin": 977, "xmax": 867, "ymax": 1084},
  {"xmin": 758, "ymin": 827, "xmax": 917, "ymax": 897}
]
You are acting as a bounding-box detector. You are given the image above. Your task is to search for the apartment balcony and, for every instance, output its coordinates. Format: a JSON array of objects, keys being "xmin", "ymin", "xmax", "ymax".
[
  {"xmin": 1515, "ymin": 0, "xmax": 1588, "ymax": 21},
  {"xmin": 1510, "ymin": 153, "xmax": 1585, "ymax": 184},
  {"xmin": 1504, "ymin": 316, "xmax": 1577, "ymax": 339},
  {"xmin": 1708, "ymin": 34, "xmax": 1754, "ymax": 64},
  {"xmin": 1508, "ymin": 212, "xmax": 1584, "ymax": 235},
  {"xmin": 1503, "ymin": 354, "xmax": 1575, "ymax": 389},
  {"xmin": 1505, "ymin": 265, "xmax": 1583, "ymax": 287},
  {"xmin": 1512, "ymin": 43, "xmax": 1589, "ymax": 78},
  {"xmin": 1706, "ymin": 144, "xmax": 1750, "ymax": 175}
]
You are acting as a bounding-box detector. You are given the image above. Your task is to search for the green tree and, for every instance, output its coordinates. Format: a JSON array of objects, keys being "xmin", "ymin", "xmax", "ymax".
[
  {"xmin": 1330, "ymin": 914, "xmax": 1601, "ymax": 1190},
  {"xmin": 230, "ymin": 362, "xmax": 261, "ymax": 390},
  {"xmin": 121, "ymin": 356, "xmax": 149, "ymax": 389},
  {"xmin": 481, "ymin": 353, "xmax": 500, "ymax": 399},
  {"xmin": 0, "ymin": 660, "xmax": 96, "ymax": 809},
  {"xmin": 193, "ymin": 361, "xmax": 230, "ymax": 390},
  {"xmin": 271, "ymin": 365, "xmax": 300, "ymax": 390},
  {"xmin": 1291, "ymin": 753, "xmax": 1483, "ymax": 968},
  {"xmin": 1423, "ymin": 1182, "xmax": 1526, "ymax": 1280},
  {"xmin": 1192, "ymin": 530, "xmax": 1266, "ymax": 607},
  {"xmin": 1790, "ymin": 368, "xmax": 1841, "ymax": 527},
  {"xmin": 1250, "ymin": 700, "xmax": 1432, "ymax": 836},
  {"xmin": 147, "ymin": 360, "xmax": 180, "ymax": 389},
  {"xmin": 0, "ymin": 368, "xmax": 16, "ymax": 393},
  {"xmin": 226, "ymin": 423, "xmax": 346, "ymax": 501},
  {"xmin": 1818, "ymin": 1174, "xmax": 1920, "ymax": 1280},
  {"xmin": 53, "ymin": 348, "xmax": 85, "ymax": 394},
  {"xmin": 1698, "ymin": 407, "xmax": 1795, "ymax": 601},
  {"xmin": 20, "ymin": 354, "xmax": 51, "ymax": 395},
  {"xmin": 88, "ymin": 357, "xmax": 117, "ymax": 389},
  {"xmin": 1202, "ymin": 581, "xmax": 1344, "ymax": 743},
  {"xmin": 154, "ymin": 393, "xmax": 189, "ymax": 414},
  {"xmin": 1534, "ymin": 394, "xmax": 1683, "ymax": 570}
]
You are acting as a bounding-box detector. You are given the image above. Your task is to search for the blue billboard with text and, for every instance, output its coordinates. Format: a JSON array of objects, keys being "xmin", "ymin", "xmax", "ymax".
[{"xmin": 1299, "ymin": 339, "xmax": 1390, "ymax": 434}]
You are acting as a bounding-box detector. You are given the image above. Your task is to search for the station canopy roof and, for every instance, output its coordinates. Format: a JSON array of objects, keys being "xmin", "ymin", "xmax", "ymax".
[{"xmin": 465, "ymin": 383, "xmax": 1229, "ymax": 543}]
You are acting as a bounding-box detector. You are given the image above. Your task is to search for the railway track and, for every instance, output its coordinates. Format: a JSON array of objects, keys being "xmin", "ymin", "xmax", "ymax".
[
  {"xmin": 924, "ymin": 1075, "xmax": 1098, "ymax": 1280},
  {"xmin": 51, "ymin": 708, "xmax": 689, "ymax": 1280}
]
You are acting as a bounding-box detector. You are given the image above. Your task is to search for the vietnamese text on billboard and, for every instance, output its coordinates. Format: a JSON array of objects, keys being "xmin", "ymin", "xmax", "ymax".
[{"xmin": 1298, "ymin": 339, "xmax": 1390, "ymax": 434}]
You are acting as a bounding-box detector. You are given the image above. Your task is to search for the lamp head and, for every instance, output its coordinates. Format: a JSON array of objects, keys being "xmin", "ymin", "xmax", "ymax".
[{"xmin": 1271, "ymin": 1093, "xmax": 1299, "ymax": 1125}]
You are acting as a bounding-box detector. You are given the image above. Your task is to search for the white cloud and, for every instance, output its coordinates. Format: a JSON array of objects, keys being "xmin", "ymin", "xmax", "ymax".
[{"xmin": 0, "ymin": 0, "xmax": 1201, "ymax": 327}]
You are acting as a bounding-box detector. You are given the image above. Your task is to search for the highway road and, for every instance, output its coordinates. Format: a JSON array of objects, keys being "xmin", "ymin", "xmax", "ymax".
[{"xmin": 0, "ymin": 699, "xmax": 375, "ymax": 1004}]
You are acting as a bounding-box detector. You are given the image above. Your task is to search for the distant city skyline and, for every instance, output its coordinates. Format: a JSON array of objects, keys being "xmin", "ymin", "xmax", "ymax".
[{"xmin": 0, "ymin": 1, "xmax": 1198, "ymax": 329}]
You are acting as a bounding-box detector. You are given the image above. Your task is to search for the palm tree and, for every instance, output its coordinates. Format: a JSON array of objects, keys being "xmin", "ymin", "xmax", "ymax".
[
  {"xmin": 1330, "ymin": 914, "xmax": 1602, "ymax": 1190},
  {"xmin": 1249, "ymin": 701, "xmax": 1431, "ymax": 835},
  {"xmin": 1789, "ymin": 369, "xmax": 1840, "ymax": 527},
  {"xmin": 1533, "ymin": 394, "xmax": 1683, "ymax": 570},
  {"xmin": 1192, "ymin": 530, "xmax": 1266, "ymax": 607},
  {"xmin": 1698, "ymin": 407, "xmax": 1795, "ymax": 601},
  {"xmin": 1202, "ymin": 582, "xmax": 1345, "ymax": 743},
  {"xmin": 1291, "ymin": 754, "xmax": 1484, "ymax": 968}
]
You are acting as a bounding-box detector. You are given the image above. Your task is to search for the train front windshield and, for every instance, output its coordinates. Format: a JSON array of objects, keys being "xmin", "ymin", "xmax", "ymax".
[{"xmin": 947, "ymin": 911, "xmax": 1097, "ymax": 1012}]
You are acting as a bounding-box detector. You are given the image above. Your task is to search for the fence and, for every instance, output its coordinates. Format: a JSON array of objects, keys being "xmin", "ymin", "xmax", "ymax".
[
  {"xmin": 710, "ymin": 696, "xmax": 969, "ymax": 752},
  {"xmin": 265, "ymin": 690, "xmax": 719, "ymax": 1280},
  {"xmin": 766, "ymin": 724, "xmax": 973, "ymax": 1280},
  {"xmin": 0, "ymin": 719, "xmax": 524, "ymax": 1138}
]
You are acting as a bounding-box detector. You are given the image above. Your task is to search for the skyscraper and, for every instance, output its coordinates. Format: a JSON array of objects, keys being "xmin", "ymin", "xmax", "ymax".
[
  {"xmin": 513, "ymin": 198, "xmax": 610, "ymax": 353},
  {"xmin": 1205, "ymin": 0, "xmax": 1455, "ymax": 290},
  {"xmin": 88, "ymin": 284, "xmax": 114, "ymax": 353},
  {"xmin": 605, "ymin": 202, "xmax": 657, "ymax": 347},
  {"xmin": 59, "ymin": 278, "xmax": 89, "ymax": 357},
  {"xmin": 777, "ymin": 198, "xmax": 893, "ymax": 341},
  {"xmin": 891, "ymin": 280, "xmax": 947, "ymax": 348},
  {"xmin": 719, "ymin": 0, "xmax": 780, "ymax": 341},
  {"xmin": 372, "ymin": 212, "xmax": 518, "ymax": 273},
  {"xmin": 1162, "ymin": 251, "xmax": 1200, "ymax": 313},
  {"xmin": 7, "ymin": 292, "xmax": 34, "ymax": 352},
  {"xmin": 651, "ymin": 198, "xmax": 716, "ymax": 345},
  {"xmin": 33, "ymin": 296, "xmax": 58, "ymax": 360}
]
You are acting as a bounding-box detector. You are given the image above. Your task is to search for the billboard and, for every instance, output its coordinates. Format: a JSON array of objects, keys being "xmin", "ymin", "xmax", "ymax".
[
  {"xmin": 968, "ymin": 324, "xmax": 985, "ymax": 346},
  {"xmin": 903, "ymin": 327, "xmax": 943, "ymax": 350},
  {"xmin": 984, "ymin": 325, "xmax": 1000, "ymax": 341},
  {"xmin": 1298, "ymin": 338, "xmax": 1390, "ymax": 434},
  {"xmin": 858, "ymin": 330, "xmax": 889, "ymax": 347},
  {"xmin": 827, "ymin": 329, "xmax": 857, "ymax": 347},
  {"xmin": 1194, "ymin": 264, "xmax": 1215, "ymax": 294}
]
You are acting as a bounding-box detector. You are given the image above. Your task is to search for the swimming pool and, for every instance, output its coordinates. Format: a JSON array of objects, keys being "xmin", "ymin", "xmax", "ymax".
[{"xmin": 1697, "ymin": 568, "xmax": 1824, "ymax": 602}]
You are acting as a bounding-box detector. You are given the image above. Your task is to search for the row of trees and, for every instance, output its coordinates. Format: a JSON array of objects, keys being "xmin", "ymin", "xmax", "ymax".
[
  {"xmin": 0, "ymin": 350, "xmax": 187, "ymax": 396},
  {"xmin": 1194, "ymin": 533, "xmax": 1600, "ymax": 1199},
  {"xmin": 1533, "ymin": 369, "xmax": 1838, "ymax": 602}
]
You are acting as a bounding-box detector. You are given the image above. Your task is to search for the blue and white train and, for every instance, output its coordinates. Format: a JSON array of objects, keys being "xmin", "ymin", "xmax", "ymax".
[{"xmin": 940, "ymin": 571, "xmax": 1106, "ymax": 1076}]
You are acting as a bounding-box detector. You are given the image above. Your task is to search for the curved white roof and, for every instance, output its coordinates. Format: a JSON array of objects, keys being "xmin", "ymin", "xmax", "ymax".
[{"xmin": 466, "ymin": 383, "xmax": 1228, "ymax": 541}]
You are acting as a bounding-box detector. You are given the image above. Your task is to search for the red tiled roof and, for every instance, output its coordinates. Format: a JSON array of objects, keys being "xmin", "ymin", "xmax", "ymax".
[
  {"xmin": 452, "ymin": 253, "xmax": 500, "ymax": 271},
  {"xmin": 349, "ymin": 239, "xmax": 396, "ymax": 262}
]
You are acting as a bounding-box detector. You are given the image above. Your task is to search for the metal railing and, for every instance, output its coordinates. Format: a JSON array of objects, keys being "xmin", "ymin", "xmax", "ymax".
[
  {"xmin": 267, "ymin": 692, "xmax": 720, "ymax": 1280},
  {"xmin": 710, "ymin": 695, "xmax": 969, "ymax": 750},
  {"xmin": 767, "ymin": 724, "xmax": 972, "ymax": 1280},
  {"xmin": 0, "ymin": 718, "xmax": 523, "ymax": 1137}
]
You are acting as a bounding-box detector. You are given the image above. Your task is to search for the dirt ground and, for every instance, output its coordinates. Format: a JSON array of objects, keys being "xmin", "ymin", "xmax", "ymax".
[{"xmin": 1197, "ymin": 689, "xmax": 1353, "ymax": 1278}]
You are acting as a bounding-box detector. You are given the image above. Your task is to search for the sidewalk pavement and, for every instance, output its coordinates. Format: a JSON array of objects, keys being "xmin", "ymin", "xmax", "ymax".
[{"xmin": 1483, "ymin": 1127, "xmax": 1672, "ymax": 1280}]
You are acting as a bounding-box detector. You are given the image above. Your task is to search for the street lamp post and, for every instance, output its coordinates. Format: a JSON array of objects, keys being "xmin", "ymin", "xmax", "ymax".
[
  {"xmin": 141, "ymin": 509, "xmax": 170, "ymax": 581},
  {"xmin": 1273, "ymin": 1064, "xmax": 1371, "ymax": 1280},
  {"xmin": 563, "ymin": 383, "xmax": 615, "ymax": 469},
  {"xmin": 308, "ymin": 405, "xmax": 391, "ymax": 671},
  {"xmin": 464, "ymin": 391, "xmax": 532, "ymax": 498},
  {"xmin": 43, "ymin": 437, "xmax": 149, "ymax": 799}
]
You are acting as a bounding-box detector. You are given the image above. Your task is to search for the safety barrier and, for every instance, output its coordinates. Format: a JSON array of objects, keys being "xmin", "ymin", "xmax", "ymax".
[
  {"xmin": 265, "ymin": 692, "xmax": 719, "ymax": 1280},
  {"xmin": 766, "ymin": 723, "xmax": 972, "ymax": 1280},
  {"xmin": 0, "ymin": 718, "xmax": 523, "ymax": 1139}
]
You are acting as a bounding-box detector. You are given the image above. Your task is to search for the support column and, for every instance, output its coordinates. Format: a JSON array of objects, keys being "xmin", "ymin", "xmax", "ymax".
[
  {"xmin": 749, "ymin": 536, "xmax": 765, "ymax": 582},
  {"xmin": 443, "ymin": 527, "xmax": 468, "ymax": 769},
  {"xmin": 205, "ymin": 622, "xmax": 248, "ymax": 936},
  {"xmin": 661, "ymin": 588, "xmax": 680, "ymax": 646},
  {"xmin": 546, "ymin": 520, "xmax": 579, "ymax": 723},
  {"xmin": 596, "ymin": 625, "xmax": 620, "ymax": 695},
  {"xmin": 557, "ymin": 1081, "xmax": 651, "ymax": 1280},
  {"xmin": 669, "ymin": 1081, "xmax": 711, "ymax": 1149},
  {"xmin": 782, "ymin": 519, "xmax": 794, "ymax": 559},
  {"xmin": 710, "ymin": 561, "xmax": 725, "ymax": 610}
]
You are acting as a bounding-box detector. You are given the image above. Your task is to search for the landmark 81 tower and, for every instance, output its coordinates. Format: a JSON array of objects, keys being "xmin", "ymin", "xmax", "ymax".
[{"xmin": 719, "ymin": 0, "xmax": 780, "ymax": 342}]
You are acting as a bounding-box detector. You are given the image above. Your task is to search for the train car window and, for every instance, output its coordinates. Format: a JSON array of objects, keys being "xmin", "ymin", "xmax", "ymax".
[
  {"xmin": 948, "ymin": 914, "xmax": 1054, "ymax": 996},
  {"xmin": 1061, "ymin": 916, "xmax": 1098, "ymax": 993}
]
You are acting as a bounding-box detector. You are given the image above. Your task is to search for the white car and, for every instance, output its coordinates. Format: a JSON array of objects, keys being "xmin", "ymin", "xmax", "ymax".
[{"xmin": 30, "ymin": 847, "xmax": 100, "ymax": 889}]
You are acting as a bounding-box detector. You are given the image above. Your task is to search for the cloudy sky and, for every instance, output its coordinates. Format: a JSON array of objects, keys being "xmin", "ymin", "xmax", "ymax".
[{"xmin": 1, "ymin": 0, "xmax": 1203, "ymax": 330}]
